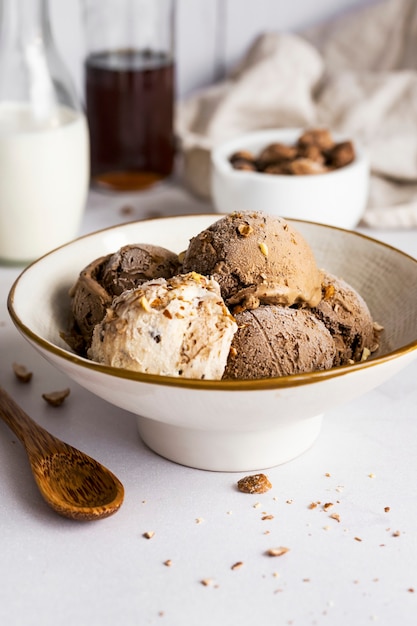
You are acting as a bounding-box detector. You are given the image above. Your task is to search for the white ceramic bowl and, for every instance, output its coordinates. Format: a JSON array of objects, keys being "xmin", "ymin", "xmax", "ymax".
[
  {"xmin": 8, "ymin": 215, "xmax": 417, "ymax": 472},
  {"xmin": 211, "ymin": 128, "xmax": 370, "ymax": 229}
]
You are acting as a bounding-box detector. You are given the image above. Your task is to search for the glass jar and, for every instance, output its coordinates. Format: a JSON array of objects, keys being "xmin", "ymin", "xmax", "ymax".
[
  {"xmin": 0, "ymin": 0, "xmax": 89, "ymax": 264},
  {"xmin": 83, "ymin": 0, "xmax": 176, "ymax": 192}
]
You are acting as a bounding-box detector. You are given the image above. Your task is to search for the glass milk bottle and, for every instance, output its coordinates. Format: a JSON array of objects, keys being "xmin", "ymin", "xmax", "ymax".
[
  {"xmin": 0, "ymin": 0, "xmax": 89, "ymax": 264},
  {"xmin": 83, "ymin": 0, "xmax": 176, "ymax": 192}
]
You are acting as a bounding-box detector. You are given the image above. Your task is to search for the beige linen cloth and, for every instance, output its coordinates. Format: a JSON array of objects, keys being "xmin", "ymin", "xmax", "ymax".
[{"xmin": 176, "ymin": 0, "xmax": 417, "ymax": 228}]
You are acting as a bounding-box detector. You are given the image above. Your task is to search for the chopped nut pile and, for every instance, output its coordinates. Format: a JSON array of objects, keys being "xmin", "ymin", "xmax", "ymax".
[{"xmin": 229, "ymin": 128, "xmax": 355, "ymax": 176}]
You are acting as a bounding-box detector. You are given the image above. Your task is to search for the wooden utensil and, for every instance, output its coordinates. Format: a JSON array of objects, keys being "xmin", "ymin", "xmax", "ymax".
[{"xmin": 0, "ymin": 385, "xmax": 124, "ymax": 520}]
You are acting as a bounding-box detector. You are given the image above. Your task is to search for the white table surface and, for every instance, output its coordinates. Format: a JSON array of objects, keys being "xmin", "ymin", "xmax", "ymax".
[{"xmin": 1, "ymin": 182, "xmax": 416, "ymax": 626}]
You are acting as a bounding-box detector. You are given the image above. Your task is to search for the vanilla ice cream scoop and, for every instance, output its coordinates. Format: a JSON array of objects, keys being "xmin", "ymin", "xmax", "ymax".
[
  {"xmin": 88, "ymin": 273, "xmax": 238, "ymax": 380},
  {"xmin": 182, "ymin": 211, "xmax": 323, "ymax": 311}
]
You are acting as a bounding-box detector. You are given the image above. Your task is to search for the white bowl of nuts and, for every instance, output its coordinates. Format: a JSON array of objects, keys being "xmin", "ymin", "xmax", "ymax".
[{"xmin": 211, "ymin": 128, "xmax": 370, "ymax": 228}]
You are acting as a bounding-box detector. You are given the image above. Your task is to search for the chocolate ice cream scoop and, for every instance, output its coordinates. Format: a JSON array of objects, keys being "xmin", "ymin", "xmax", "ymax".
[
  {"xmin": 66, "ymin": 244, "xmax": 180, "ymax": 355},
  {"xmin": 101, "ymin": 244, "xmax": 180, "ymax": 296},
  {"xmin": 223, "ymin": 306, "xmax": 336, "ymax": 380},
  {"xmin": 65, "ymin": 254, "xmax": 113, "ymax": 354},
  {"xmin": 182, "ymin": 211, "xmax": 322, "ymax": 311},
  {"xmin": 311, "ymin": 272, "xmax": 378, "ymax": 366}
]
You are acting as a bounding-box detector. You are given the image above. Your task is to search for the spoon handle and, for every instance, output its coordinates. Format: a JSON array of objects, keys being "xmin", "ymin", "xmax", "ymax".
[{"xmin": 0, "ymin": 385, "xmax": 57, "ymax": 453}]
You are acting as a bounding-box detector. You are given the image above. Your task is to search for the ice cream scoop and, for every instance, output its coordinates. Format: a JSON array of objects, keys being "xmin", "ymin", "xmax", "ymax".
[
  {"xmin": 101, "ymin": 243, "xmax": 180, "ymax": 296},
  {"xmin": 66, "ymin": 243, "xmax": 180, "ymax": 354},
  {"xmin": 182, "ymin": 211, "xmax": 322, "ymax": 311},
  {"xmin": 312, "ymin": 272, "xmax": 378, "ymax": 366},
  {"xmin": 89, "ymin": 272, "xmax": 238, "ymax": 380},
  {"xmin": 66, "ymin": 254, "xmax": 113, "ymax": 354},
  {"xmin": 223, "ymin": 305, "xmax": 336, "ymax": 380}
]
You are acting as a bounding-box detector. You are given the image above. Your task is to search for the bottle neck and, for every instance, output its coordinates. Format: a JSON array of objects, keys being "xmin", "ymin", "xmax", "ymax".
[
  {"xmin": 0, "ymin": 0, "xmax": 80, "ymax": 116},
  {"xmin": 1, "ymin": 0, "xmax": 51, "ymax": 46}
]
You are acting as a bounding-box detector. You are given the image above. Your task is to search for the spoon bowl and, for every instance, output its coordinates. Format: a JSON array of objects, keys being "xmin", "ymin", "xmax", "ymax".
[{"xmin": 0, "ymin": 386, "xmax": 124, "ymax": 520}]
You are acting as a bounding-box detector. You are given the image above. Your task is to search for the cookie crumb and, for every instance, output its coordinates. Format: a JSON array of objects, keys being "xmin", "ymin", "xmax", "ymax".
[
  {"xmin": 201, "ymin": 578, "xmax": 214, "ymax": 586},
  {"xmin": 231, "ymin": 561, "xmax": 244, "ymax": 570},
  {"xmin": 143, "ymin": 531, "xmax": 155, "ymax": 539},
  {"xmin": 384, "ymin": 506, "xmax": 390, "ymax": 513},
  {"xmin": 119, "ymin": 204, "xmax": 135, "ymax": 216},
  {"xmin": 164, "ymin": 560, "xmax": 172, "ymax": 567}
]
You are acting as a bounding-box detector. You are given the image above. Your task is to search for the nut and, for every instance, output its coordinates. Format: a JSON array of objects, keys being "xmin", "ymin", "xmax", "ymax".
[
  {"xmin": 230, "ymin": 150, "xmax": 256, "ymax": 164},
  {"xmin": 42, "ymin": 388, "xmax": 70, "ymax": 406},
  {"xmin": 12, "ymin": 363, "xmax": 33, "ymax": 383},
  {"xmin": 323, "ymin": 284, "xmax": 336, "ymax": 300},
  {"xmin": 298, "ymin": 128, "xmax": 334, "ymax": 151},
  {"xmin": 327, "ymin": 141, "xmax": 355, "ymax": 169},
  {"xmin": 232, "ymin": 159, "xmax": 257, "ymax": 172},
  {"xmin": 257, "ymin": 143, "xmax": 298, "ymax": 169},
  {"xmin": 139, "ymin": 295, "xmax": 152, "ymax": 312},
  {"xmin": 237, "ymin": 473, "xmax": 272, "ymax": 494},
  {"xmin": 229, "ymin": 128, "xmax": 354, "ymax": 178},
  {"xmin": 237, "ymin": 223, "xmax": 254, "ymax": 237},
  {"xmin": 258, "ymin": 242, "xmax": 269, "ymax": 257},
  {"xmin": 297, "ymin": 143, "xmax": 325, "ymax": 164}
]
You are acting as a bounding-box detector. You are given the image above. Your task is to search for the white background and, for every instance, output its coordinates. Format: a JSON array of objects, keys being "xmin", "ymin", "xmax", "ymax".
[
  {"xmin": 4, "ymin": 3, "xmax": 417, "ymax": 625},
  {"xmin": 49, "ymin": 0, "xmax": 377, "ymax": 100}
]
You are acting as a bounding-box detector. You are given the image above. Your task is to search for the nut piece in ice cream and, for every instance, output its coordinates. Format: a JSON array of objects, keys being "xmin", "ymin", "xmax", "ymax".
[
  {"xmin": 223, "ymin": 306, "xmax": 336, "ymax": 380},
  {"xmin": 182, "ymin": 212, "xmax": 323, "ymax": 312},
  {"xmin": 66, "ymin": 244, "xmax": 180, "ymax": 354},
  {"xmin": 88, "ymin": 273, "xmax": 238, "ymax": 380},
  {"xmin": 312, "ymin": 272, "xmax": 378, "ymax": 366}
]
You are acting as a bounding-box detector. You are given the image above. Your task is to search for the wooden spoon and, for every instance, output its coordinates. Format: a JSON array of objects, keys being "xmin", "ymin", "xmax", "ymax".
[{"xmin": 0, "ymin": 385, "xmax": 124, "ymax": 521}]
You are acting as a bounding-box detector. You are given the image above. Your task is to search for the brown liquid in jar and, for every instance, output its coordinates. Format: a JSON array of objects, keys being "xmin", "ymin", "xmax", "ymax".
[{"xmin": 85, "ymin": 49, "xmax": 175, "ymax": 192}]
